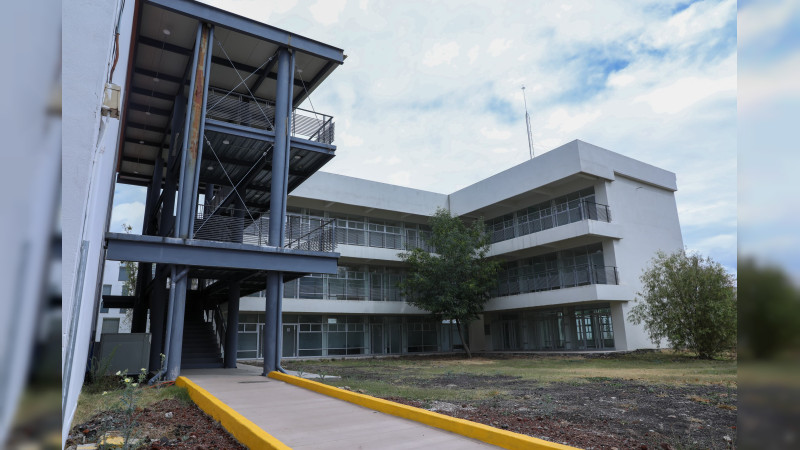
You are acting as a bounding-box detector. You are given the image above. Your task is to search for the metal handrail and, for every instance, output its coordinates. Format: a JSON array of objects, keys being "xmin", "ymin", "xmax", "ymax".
[{"xmin": 192, "ymin": 204, "xmax": 338, "ymax": 252}]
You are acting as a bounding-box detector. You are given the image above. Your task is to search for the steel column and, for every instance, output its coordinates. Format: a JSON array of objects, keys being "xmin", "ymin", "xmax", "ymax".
[
  {"xmin": 263, "ymin": 48, "xmax": 294, "ymax": 375},
  {"xmin": 224, "ymin": 281, "xmax": 240, "ymax": 368},
  {"xmin": 167, "ymin": 23, "xmax": 211, "ymax": 380},
  {"xmin": 147, "ymin": 268, "xmax": 168, "ymax": 372}
]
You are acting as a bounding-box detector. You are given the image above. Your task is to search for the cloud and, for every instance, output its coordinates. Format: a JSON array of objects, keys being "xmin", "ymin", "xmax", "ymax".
[
  {"xmin": 634, "ymin": 75, "xmax": 736, "ymax": 114},
  {"xmin": 110, "ymin": 201, "xmax": 145, "ymax": 234},
  {"xmin": 309, "ymin": 0, "xmax": 347, "ymax": 26},
  {"xmin": 488, "ymin": 38, "xmax": 512, "ymax": 56},
  {"xmin": 467, "ymin": 45, "xmax": 479, "ymax": 64},
  {"xmin": 422, "ymin": 41, "xmax": 460, "ymax": 67},
  {"xmin": 480, "ymin": 126, "xmax": 512, "ymax": 140},
  {"xmin": 544, "ymin": 108, "xmax": 602, "ymax": 133}
]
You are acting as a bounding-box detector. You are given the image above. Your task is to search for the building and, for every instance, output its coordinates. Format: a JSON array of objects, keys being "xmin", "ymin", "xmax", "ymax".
[
  {"xmin": 234, "ymin": 139, "xmax": 684, "ymax": 358},
  {"xmin": 64, "ymin": 0, "xmax": 346, "ymax": 443}
]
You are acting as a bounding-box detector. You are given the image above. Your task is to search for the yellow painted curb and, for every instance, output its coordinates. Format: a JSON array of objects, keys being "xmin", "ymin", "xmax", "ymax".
[
  {"xmin": 268, "ymin": 371, "xmax": 578, "ymax": 450},
  {"xmin": 176, "ymin": 376, "xmax": 291, "ymax": 450}
]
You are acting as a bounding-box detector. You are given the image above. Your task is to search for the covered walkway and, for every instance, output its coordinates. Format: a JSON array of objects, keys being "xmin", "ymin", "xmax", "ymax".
[{"xmin": 181, "ymin": 364, "xmax": 497, "ymax": 449}]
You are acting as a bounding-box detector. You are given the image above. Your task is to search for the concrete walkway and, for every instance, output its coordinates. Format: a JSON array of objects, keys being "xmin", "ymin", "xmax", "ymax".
[{"xmin": 182, "ymin": 364, "xmax": 497, "ymax": 449}]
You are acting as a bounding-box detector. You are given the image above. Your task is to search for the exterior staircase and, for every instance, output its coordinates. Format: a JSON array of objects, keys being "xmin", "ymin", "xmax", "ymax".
[{"xmin": 181, "ymin": 312, "xmax": 224, "ymax": 369}]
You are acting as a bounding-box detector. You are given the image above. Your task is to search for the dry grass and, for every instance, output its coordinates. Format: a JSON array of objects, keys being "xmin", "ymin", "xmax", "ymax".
[{"xmin": 72, "ymin": 384, "xmax": 190, "ymax": 427}]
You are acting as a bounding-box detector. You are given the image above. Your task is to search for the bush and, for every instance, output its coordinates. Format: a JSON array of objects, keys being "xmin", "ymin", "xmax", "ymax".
[{"xmin": 628, "ymin": 250, "xmax": 736, "ymax": 359}]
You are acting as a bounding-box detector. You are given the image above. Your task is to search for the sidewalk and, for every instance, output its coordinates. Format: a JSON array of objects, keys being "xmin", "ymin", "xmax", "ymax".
[{"xmin": 182, "ymin": 364, "xmax": 497, "ymax": 449}]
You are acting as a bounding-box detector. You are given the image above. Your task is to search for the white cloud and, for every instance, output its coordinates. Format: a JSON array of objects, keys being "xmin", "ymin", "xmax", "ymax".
[
  {"xmin": 480, "ymin": 127, "xmax": 511, "ymax": 140},
  {"xmin": 607, "ymin": 73, "xmax": 635, "ymax": 88},
  {"xmin": 338, "ymin": 132, "xmax": 364, "ymax": 147},
  {"xmin": 635, "ymin": 75, "xmax": 736, "ymax": 114},
  {"xmin": 110, "ymin": 202, "xmax": 145, "ymax": 234},
  {"xmin": 309, "ymin": 0, "xmax": 347, "ymax": 26},
  {"xmin": 422, "ymin": 41, "xmax": 460, "ymax": 67},
  {"xmin": 545, "ymin": 108, "xmax": 602, "ymax": 133},
  {"xmin": 467, "ymin": 45, "xmax": 479, "ymax": 64},
  {"xmin": 487, "ymin": 38, "xmax": 512, "ymax": 56},
  {"xmin": 388, "ymin": 171, "xmax": 411, "ymax": 186}
]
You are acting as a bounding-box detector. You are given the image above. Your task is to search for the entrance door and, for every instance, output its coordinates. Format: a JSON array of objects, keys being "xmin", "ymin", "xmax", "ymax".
[
  {"xmin": 282, "ymin": 324, "xmax": 298, "ymax": 357},
  {"xmin": 501, "ymin": 320, "xmax": 519, "ymax": 350},
  {"xmin": 387, "ymin": 323, "xmax": 402, "ymax": 354},
  {"xmin": 370, "ymin": 324, "xmax": 384, "ymax": 355}
]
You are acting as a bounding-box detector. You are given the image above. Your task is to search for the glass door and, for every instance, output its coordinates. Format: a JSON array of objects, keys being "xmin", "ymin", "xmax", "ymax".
[{"xmin": 370, "ymin": 323, "xmax": 384, "ymax": 354}]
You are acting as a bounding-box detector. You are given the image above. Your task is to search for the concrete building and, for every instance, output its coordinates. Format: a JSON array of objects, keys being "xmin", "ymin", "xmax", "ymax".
[{"xmin": 234, "ymin": 139, "xmax": 684, "ymax": 358}]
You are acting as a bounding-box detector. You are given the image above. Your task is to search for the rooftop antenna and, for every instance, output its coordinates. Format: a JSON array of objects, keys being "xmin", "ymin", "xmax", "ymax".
[{"xmin": 521, "ymin": 85, "xmax": 534, "ymax": 159}]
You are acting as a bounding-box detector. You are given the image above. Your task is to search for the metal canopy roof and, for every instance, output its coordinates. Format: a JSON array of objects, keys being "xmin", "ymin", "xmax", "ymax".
[{"xmin": 117, "ymin": 0, "xmax": 343, "ymax": 213}]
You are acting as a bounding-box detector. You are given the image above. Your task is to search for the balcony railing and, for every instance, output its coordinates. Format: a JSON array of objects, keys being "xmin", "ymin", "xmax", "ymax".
[
  {"xmin": 192, "ymin": 204, "xmax": 337, "ymax": 253},
  {"xmin": 206, "ymin": 87, "xmax": 335, "ymax": 144},
  {"xmin": 495, "ymin": 264, "xmax": 619, "ymax": 297},
  {"xmin": 489, "ymin": 200, "xmax": 611, "ymax": 244}
]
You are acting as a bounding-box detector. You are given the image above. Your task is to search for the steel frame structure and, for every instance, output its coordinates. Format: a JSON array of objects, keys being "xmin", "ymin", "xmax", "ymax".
[{"xmin": 105, "ymin": 0, "xmax": 344, "ymax": 379}]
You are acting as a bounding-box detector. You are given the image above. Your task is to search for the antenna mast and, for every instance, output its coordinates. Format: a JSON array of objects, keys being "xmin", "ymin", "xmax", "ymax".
[{"xmin": 521, "ymin": 85, "xmax": 534, "ymax": 159}]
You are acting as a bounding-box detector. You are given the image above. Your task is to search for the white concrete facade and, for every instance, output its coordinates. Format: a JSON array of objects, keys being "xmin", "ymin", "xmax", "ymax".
[{"xmin": 236, "ymin": 140, "xmax": 684, "ymax": 358}]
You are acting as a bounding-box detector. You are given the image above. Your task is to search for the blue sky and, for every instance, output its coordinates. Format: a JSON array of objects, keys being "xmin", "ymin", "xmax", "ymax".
[
  {"xmin": 114, "ymin": 0, "xmax": 740, "ymax": 274},
  {"xmin": 738, "ymin": 0, "xmax": 800, "ymax": 283}
]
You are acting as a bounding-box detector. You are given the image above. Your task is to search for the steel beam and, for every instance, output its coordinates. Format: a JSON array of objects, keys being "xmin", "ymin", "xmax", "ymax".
[
  {"xmin": 105, "ymin": 233, "xmax": 340, "ymax": 274},
  {"xmin": 144, "ymin": 0, "xmax": 345, "ymax": 63},
  {"xmin": 224, "ymin": 281, "xmax": 240, "ymax": 368}
]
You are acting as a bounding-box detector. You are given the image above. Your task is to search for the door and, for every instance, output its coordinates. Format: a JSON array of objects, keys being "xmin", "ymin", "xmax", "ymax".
[
  {"xmin": 370, "ymin": 324, "xmax": 384, "ymax": 354},
  {"xmin": 282, "ymin": 324, "xmax": 297, "ymax": 357}
]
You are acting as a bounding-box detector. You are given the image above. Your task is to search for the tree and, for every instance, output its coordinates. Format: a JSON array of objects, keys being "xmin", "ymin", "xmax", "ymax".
[
  {"xmin": 120, "ymin": 224, "xmax": 138, "ymax": 329},
  {"xmin": 399, "ymin": 208, "xmax": 500, "ymax": 358},
  {"xmin": 738, "ymin": 258, "xmax": 800, "ymax": 359},
  {"xmin": 628, "ymin": 250, "xmax": 736, "ymax": 359}
]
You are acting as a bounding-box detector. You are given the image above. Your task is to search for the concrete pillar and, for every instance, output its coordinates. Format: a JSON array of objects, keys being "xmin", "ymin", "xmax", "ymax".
[
  {"xmin": 262, "ymin": 47, "xmax": 294, "ymax": 376},
  {"xmin": 225, "ymin": 281, "xmax": 240, "ymax": 368}
]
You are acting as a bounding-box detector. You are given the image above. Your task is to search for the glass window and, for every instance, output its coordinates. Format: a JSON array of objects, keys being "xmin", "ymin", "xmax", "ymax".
[
  {"xmin": 101, "ymin": 318, "xmax": 119, "ymax": 334},
  {"xmin": 118, "ymin": 265, "xmax": 128, "ymax": 281}
]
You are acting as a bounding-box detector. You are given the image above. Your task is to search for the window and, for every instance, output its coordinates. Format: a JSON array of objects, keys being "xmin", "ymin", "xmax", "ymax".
[
  {"xmin": 101, "ymin": 284, "xmax": 111, "ymax": 313},
  {"xmin": 101, "ymin": 318, "xmax": 120, "ymax": 334},
  {"xmin": 118, "ymin": 265, "xmax": 129, "ymax": 282}
]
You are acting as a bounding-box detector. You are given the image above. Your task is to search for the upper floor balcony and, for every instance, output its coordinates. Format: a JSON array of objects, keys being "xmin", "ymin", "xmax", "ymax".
[
  {"xmin": 488, "ymin": 198, "xmax": 611, "ymax": 244},
  {"xmin": 206, "ymin": 87, "xmax": 335, "ymax": 145}
]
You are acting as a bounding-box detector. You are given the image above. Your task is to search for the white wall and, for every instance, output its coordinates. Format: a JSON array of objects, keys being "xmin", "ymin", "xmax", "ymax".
[
  {"xmin": 604, "ymin": 174, "xmax": 684, "ymax": 350},
  {"xmin": 62, "ymin": 0, "xmax": 133, "ymax": 444}
]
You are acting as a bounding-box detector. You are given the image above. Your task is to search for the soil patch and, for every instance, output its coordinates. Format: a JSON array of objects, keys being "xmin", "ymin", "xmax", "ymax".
[{"xmin": 66, "ymin": 398, "xmax": 245, "ymax": 449}]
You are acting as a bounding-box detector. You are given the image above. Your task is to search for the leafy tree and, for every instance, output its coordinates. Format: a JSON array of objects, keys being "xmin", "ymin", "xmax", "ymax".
[
  {"xmin": 399, "ymin": 208, "xmax": 500, "ymax": 358},
  {"xmin": 120, "ymin": 224, "xmax": 138, "ymax": 328},
  {"xmin": 738, "ymin": 258, "xmax": 800, "ymax": 359},
  {"xmin": 628, "ymin": 250, "xmax": 737, "ymax": 359}
]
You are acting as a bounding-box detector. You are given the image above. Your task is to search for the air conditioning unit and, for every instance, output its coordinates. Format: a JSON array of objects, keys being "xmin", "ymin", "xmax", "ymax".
[{"xmin": 101, "ymin": 83, "xmax": 121, "ymax": 119}]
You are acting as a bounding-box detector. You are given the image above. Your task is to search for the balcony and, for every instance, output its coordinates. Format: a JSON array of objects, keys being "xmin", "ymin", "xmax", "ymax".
[
  {"xmin": 206, "ymin": 88, "xmax": 335, "ymax": 145},
  {"xmin": 489, "ymin": 200, "xmax": 611, "ymax": 244},
  {"xmin": 193, "ymin": 203, "xmax": 337, "ymax": 253},
  {"xmin": 495, "ymin": 264, "xmax": 619, "ymax": 297}
]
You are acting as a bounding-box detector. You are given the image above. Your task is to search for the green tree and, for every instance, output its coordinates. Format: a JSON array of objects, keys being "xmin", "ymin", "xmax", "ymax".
[
  {"xmin": 121, "ymin": 224, "xmax": 138, "ymax": 328},
  {"xmin": 738, "ymin": 258, "xmax": 800, "ymax": 359},
  {"xmin": 628, "ymin": 250, "xmax": 737, "ymax": 359},
  {"xmin": 399, "ymin": 208, "xmax": 500, "ymax": 358}
]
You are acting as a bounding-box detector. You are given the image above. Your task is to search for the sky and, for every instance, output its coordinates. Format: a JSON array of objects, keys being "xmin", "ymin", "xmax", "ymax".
[
  {"xmin": 112, "ymin": 0, "xmax": 739, "ymax": 273},
  {"xmin": 737, "ymin": 0, "xmax": 800, "ymax": 283}
]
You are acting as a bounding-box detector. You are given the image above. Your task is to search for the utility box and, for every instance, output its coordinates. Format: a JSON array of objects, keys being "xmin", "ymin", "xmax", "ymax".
[
  {"xmin": 101, "ymin": 83, "xmax": 121, "ymax": 118},
  {"xmin": 97, "ymin": 333, "xmax": 150, "ymax": 375}
]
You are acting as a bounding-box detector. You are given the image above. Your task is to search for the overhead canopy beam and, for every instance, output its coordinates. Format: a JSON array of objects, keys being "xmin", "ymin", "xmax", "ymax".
[
  {"xmin": 144, "ymin": 0, "xmax": 345, "ymax": 63},
  {"xmin": 139, "ymin": 35, "xmax": 305, "ymax": 88},
  {"xmin": 105, "ymin": 232, "xmax": 340, "ymax": 274}
]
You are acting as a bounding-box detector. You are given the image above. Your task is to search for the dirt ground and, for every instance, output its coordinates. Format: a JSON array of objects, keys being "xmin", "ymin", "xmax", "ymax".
[
  {"xmin": 65, "ymin": 398, "xmax": 245, "ymax": 449},
  {"xmin": 284, "ymin": 354, "xmax": 737, "ymax": 449}
]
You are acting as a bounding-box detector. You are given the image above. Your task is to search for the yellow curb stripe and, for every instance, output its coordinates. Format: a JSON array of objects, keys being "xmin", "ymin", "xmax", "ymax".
[
  {"xmin": 176, "ymin": 376, "xmax": 292, "ymax": 450},
  {"xmin": 268, "ymin": 371, "xmax": 578, "ymax": 450}
]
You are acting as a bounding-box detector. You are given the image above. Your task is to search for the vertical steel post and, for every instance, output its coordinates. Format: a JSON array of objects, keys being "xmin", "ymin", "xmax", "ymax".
[
  {"xmin": 263, "ymin": 48, "xmax": 294, "ymax": 375},
  {"xmin": 148, "ymin": 269, "xmax": 167, "ymax": 372},
  {"xmin": 167, "ymin": 23, "xmax": 211, "ymax": 380},
  {"xmin": 224, "ymin": 281, "xmax": 240, "ymax": 368}
]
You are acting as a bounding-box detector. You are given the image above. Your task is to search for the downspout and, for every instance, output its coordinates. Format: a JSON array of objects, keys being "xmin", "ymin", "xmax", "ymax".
[{"xmin": 148, "ymin": 266, "xmax": 188, "ymax": 384}]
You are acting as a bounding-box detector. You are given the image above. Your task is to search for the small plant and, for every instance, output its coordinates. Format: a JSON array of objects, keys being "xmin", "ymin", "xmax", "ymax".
[{"xmin": 112, "ymin": 368, "xmax": 147, "ymax": 450}]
